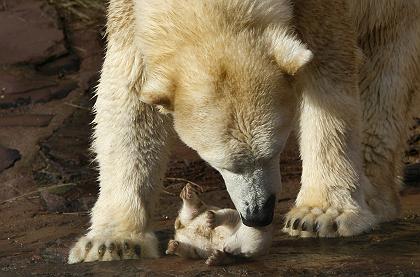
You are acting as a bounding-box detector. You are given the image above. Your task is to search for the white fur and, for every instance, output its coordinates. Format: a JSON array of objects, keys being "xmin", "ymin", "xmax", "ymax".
[
  {"xmin": 68, "ymin": 0, "xmax": 420, "ymax": 263},
  {"xmin": 218, "ymin": 158, "xmax": 282, "ymax": 220},
  {"xmin": 167, "ymin": 184, "xmax": 271, "ymax": 264}
]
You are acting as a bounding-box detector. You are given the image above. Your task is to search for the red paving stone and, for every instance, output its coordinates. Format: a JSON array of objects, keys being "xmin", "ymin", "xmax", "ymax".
[
  {"xmin": 0, "ymin": 114, "xmax": 54, "ymax": 127},
  {"xmin": 0, "ymin": 146, "xmax": 21, "ymax": 172},
  {"xmin": 0, "ymin": 0, "xmax": 67, "ymax": 65},
  {"xmin": 0, "ymin": 71, "xmax": 78, "ymax": 108}
]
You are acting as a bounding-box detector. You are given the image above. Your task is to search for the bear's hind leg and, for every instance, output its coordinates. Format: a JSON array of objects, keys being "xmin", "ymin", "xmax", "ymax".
[{"xmin": 359, "ymin": 15, "xmax": 420, "ymax": 222}]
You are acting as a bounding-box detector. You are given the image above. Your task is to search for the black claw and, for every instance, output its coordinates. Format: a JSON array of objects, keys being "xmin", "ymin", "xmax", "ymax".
[
  {"xmin": 85, "ymin": 241, "xmax": 92, "ymax": 252},
  {"xmin": 313, "ymin": 222, "xmax": 320, "ymax": 233},
  {"xmin": 108, "ymin": 243, "xmax": 115, "ymax": 253},
  {"xmin": 332, "ymin": 222, "xmax": 338, "ymax": 232},
  {"xmin": 98, "ymin": 244, "xmax": 106, "ymax": 256},
  {"xmin": 301, "ymin": 222, "xmax": 307, "ymax": 231},
  {"xmin": 285, "ymin": 220, "xmax": 291, "ymax": 228},
  {"xmin": 292, "ymin": 219, "xmax": 300, "ymax": 230},
  {"xmin": 134, "ymin": 245, "xmax": 141, "ymax": 256}
]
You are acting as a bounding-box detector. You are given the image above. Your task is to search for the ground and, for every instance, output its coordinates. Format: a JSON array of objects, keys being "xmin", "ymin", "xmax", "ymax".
[{"xmin": 0, "ymin": 1, "xmax": 419, "ymax": 276}]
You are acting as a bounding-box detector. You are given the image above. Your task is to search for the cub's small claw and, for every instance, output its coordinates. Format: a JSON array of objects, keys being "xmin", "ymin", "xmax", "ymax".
[{"xmin": 165, "ymin": 240, "xmax": 179, "ymax": 255}]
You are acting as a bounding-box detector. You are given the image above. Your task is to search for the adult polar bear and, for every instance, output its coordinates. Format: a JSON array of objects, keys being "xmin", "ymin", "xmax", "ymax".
[{"xmin": 68, "ymin": 0, "xmax": 420, "ymax": 263}]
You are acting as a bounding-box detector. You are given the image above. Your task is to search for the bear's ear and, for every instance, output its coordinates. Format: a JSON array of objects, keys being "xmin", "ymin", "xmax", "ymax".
[
  {"xmin": 265, "ymin": 28, "xmax": 313, "ymax": 75},
  {"xmin": 140, "ymin": 75, "xmax": 174, "ymax": 112}
]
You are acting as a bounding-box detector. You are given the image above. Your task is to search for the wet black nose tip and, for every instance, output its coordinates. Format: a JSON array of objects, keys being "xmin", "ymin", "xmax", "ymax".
[{"xmin": 241, "ymin": 194, "xmax": 276, "ymax": 227}]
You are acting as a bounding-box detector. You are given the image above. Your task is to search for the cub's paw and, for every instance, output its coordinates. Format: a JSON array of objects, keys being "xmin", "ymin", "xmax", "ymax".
[
  {"xmin": 283, "ymin": 206, "xmax": 376, "ymax": 238},
  {"xmin": 180, "ymin": 183, "xmax": 199, "ymax": 201},
  {"xmin": 68, "ymin": 232, "xmax": 158, "ymax": 264},
  {"xmin": 165, "ymin": 240, "xmax": 179, "ymax": 255},
  {"xmin": 206, "ymin": 250, "xmax": 229, "ymax": 266},
  {"xmin": 205, "ymin": 211, "xmax": 217, "ymax": 229}
]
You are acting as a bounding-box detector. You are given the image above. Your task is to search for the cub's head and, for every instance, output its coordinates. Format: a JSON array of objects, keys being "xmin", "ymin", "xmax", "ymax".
[{"xmin": 140, "ymin": 27, "xmax": 312, "ymax": 227}]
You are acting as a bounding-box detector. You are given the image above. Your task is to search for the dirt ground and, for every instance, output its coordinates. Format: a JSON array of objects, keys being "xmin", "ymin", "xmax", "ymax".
[{"xmin": 0, "ymin": 1, "xmax": 419, "ymax": 276}]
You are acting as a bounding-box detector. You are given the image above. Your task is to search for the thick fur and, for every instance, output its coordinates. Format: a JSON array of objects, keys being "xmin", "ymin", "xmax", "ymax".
[
  {"xmin": 166, "ymin": 184, "xmax": 271, "ymax": 265},
  {"xmin": 68, "ymin": 0, "xmax": 420, "ymax": 263},
  {"xmin": 165, "ymin": 184, "xmax": 237, "ymax": 265}
]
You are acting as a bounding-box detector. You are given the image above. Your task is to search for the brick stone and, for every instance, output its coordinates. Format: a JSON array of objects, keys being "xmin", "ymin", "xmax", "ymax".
[
  {"xmin": 0, "ymin": 114, "xmax": 54, "ymax": 127},
  {"xmin": 0, "ymin": 0, "xmax": 67, "ymax": 65},
  {"xmin": 0, "ymin": 146, "xmax": 21, "ymax": 172},
  {"xmin": 0, "ymin": 71, "xmax": 78, "ymax": 109}
]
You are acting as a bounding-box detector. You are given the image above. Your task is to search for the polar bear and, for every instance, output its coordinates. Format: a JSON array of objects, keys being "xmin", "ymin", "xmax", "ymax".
[{"xmin": 68, "ymin": 0, "xmax": 420, "ymax": 263}]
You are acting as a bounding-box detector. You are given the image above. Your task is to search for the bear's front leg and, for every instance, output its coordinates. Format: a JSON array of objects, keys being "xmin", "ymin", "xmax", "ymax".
[
  {"xmin": 68, "ymin": 81, "xmax": 172, "ymax": 263},
  {"xmin": 68, "ymin": 73, "xmax": 172, "ymax": 263},
  {"xmin": 283, "ymin": 70, "xmax": 376, "ymax": 238},
  {"xmin": 68, "ymin": 1, "xmax": 173, "ymax": 262}
]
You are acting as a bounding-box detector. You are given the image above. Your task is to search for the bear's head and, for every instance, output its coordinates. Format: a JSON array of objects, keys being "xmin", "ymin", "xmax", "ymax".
[{"xmin": 140, "ymin": 27, "xmax": 312, "ymax": 227}]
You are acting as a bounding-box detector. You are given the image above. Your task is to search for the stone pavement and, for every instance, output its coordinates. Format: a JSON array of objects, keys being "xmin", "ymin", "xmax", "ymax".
[{"xmin": 0, "ymin": 1, "xmax": 419, "ymax": 276}]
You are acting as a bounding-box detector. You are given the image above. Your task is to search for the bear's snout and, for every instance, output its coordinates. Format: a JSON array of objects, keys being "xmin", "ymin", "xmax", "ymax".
[{"xmin": 240, "ymin": 194, "xmax": 276, "ymax": 227}]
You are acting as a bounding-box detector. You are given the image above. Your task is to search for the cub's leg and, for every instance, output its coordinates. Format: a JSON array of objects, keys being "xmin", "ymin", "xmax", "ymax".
[
  {"xmin": 206, "ymin": 209, "xmax": 240, "ymax": 229},
  {"xmin": 166, "ymin": 241, "xmax": 237, "ymax": 266},
  {"xmin": 358, "ymin": 14, "xmax": 420, "ymax": 222},
  {"xmin": 205, "ymin": 250, "xmax": 236, "ymax": 266},
  {"xmin": 165, "ymin": 240, "xmax": 207, "ymax": 259},
  {"xmin": 283, "ymin": 1, "xmax": 376, "ymax": 238},
  {"xmin": 178, "ymin": 184, "xmax": 206, "ymax": 223},
  {"xmin": 68, "ymin": 0, "xmax": 173, "ymax": 264}
]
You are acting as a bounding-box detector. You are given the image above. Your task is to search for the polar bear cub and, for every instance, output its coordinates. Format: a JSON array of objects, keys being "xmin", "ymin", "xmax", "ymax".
[
  {"xmin": 166, "ymin": 184, "xmax": 272, "ymax": 265},
  {"xmin": 166, "ymin": 183, "xmax": 239, "ymax": 265}
]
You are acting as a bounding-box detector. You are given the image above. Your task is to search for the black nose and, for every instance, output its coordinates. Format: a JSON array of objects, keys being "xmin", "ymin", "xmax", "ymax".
[{"xmin": 241, "ymin": 194, "xmax": 276, "ymax": 227}]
